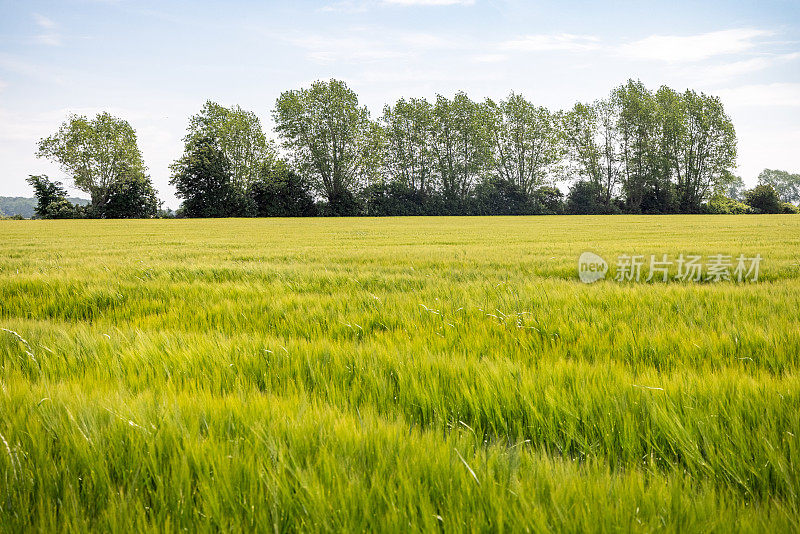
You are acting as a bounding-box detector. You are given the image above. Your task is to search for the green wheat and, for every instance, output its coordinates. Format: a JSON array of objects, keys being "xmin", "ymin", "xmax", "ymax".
[{"xmin": 1, "ymin": 215, "xmax": 799, "ymax": 532}]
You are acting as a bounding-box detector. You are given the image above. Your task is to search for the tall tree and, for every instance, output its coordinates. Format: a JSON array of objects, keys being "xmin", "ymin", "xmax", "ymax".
[
  {"xmin": 563, "ymin": 102, "xmax": 601, "ymax": 186},
  {"xmin": 594, "ymin": 97, "xmax": 623, "ymax": 207},
  {"xmin": 381, "ymin": 97, "xmax": 435, "ymax": 193},
  {"xmin": 182, "ymin": 101, "xmax": 277, "ymax": 191},
  {"xmin": 101, "ymin": 174, "xmax": 160, "ymax": 218},
  {"xmin": 170, "ymin": 136, "xmax": 248, "ymax": 218},
  {"xmin": 757, "ymin": 169, "xmax": 800, "ymax": 204},
  {"xmin": 36, "ymin": 112, "xmax": 149, "ymax": 208},
  {"xmin": 562, "ymin": 101, "xmax": 620, "ymax": 209},
  {"xmin": 662, "ymin": 90, "xmax": 737, "ymax": 212},
  {"xmin": 26, "ymin": 175, "xmax": 68, "ymax": 218},
  {"xmin": 615, "ymin": 80, "xmax": 662, "ymax": 213},
  {"xmin": 273, "ymin": 79, "xmax": 382, "ymax": 213},
  {"xmin": 429, "ymin": 92, "xmax": 491, "ymax": 203},
  {"xmin": 484, "ymin": 92, "xmax": 564, "ymax": 195}
]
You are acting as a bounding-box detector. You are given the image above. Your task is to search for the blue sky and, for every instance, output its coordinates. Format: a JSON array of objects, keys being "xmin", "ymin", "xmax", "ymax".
[{"xmin": 1, "ymin": 0, "xmax": 799, "ymax": 208}]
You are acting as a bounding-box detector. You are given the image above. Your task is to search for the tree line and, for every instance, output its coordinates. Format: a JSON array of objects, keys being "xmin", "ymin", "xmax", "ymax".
[{"xmin": 26, "ymin": 79, "xmax": 800, "ymax": 219}]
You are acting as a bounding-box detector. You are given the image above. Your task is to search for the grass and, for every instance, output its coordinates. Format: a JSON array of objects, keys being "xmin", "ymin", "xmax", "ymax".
[{"xmin": 0, "ymin": 215, "xmax": 799, "ymax": 532}]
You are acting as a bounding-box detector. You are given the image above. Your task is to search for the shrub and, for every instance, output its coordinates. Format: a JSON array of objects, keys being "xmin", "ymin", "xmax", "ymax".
[
  {"xmin": 361, "ymin": 182, "xmax": 430, "ymax": 216},
  {"xmin": 567, "ymin": 181, "xmax": 605, "ymax": 214},
  {"xmin": 26, "ymin": 175, "xmax": 67, "ymax": 218},
  {"xmin": 642, "ymin": 182, "xmax": 679, "ymax": 214},
  {"xmin": 319, "ymin": 189, "xmax": 362, "ymax": 216},
  {"xmin": 531, "ymin": 186, "xmax": 565, "ymax": 215},
  {"xmin": 249, "ymin": 167, "xmax": 317, "ymax": 217},
  {"xmin": 470, "ymin": 178, "xmax": 536, "ymax": 216},
  {"xmin": 97, "ymin": 174, "xmax": 159, "ymax": 219},
  {"xmin": 781, "ymin": 202, "xmax": 799, "ymax": 214},
  {"xmin": 744, "ymin": 184, "xmax": 782, "ymax": 214},
  {"xmin": 44, "ymin": 198, "xmax": 85, "ymax": 219},
  {"xmin": 706, "ymin": 194, "xmax": 751, "ymax": 215}
]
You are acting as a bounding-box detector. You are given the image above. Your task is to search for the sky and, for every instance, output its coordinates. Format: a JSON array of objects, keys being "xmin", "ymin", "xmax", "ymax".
[{"xmin": 1, "ymin": 0, "xmax": 799, "ymax": 209}]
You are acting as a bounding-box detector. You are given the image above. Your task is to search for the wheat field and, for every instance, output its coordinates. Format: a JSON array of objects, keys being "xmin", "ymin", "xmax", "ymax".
[{"xmin": 1, "ymin": 216, "xmax": 799, "ymax": 532}]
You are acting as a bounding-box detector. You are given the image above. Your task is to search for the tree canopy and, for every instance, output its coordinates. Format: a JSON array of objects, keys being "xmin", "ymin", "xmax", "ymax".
[
  {"xmin": 37, "ymin": 112, "xmax": 150, "ymax": 206},
  {"xmin": 182, "ymin": 101, "xmax": 278, "ymax": 191},
  {"xmin": 35, "ymin": 112, "xmax": 159, "ymax": 218},
  {"xmin": 273, "ymin": 79, "xmax": 382, "ymax": 214},
  {"xmin": 170, "ymin": 135, "xmax": 245, "ymax": 218},
  {"xmin": 485, "ymin": 93, "xmax": 564, "ymax": 195},
  {"xmin": 28, "ymin": 79, "xmax": 797, "ymax": 219},
  {"xmin": 26, "ymin": 175, "xmax": 69, "ymax": 218},
  {"xmin": 758, "ymin": 169, "xmax": 800, "ymax": 204}
]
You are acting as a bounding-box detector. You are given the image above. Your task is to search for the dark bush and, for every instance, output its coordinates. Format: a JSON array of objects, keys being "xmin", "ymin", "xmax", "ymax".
[
  {"xmin": 361, "ymin": 181, "xmax": 430, "ymax": 216},
  {"xmin": 470, "ymin": 177, "xmax": 536, "ymax": 215},
  {"xmin": 744, "ymin": 184, "xmax": 782, "ymax": 214},
  {"xmin": 531, "ymin": 186, "xmax": 565, "ymax": 215},
  {"xmin": 642, "ymin": 182, "xmax": 678, "ymax": 214},
  {"xmin": 567, "ymin": 181, "xmax": 605, "ymax": 214},
  {"xmin": 319, "ymin": 189, "xmax": 362, "ymax": 216},
  {"xmin": 249, "ymin": 167, "xmax": 317, "ymax": 217},
  {"xmin": 781, "ymin": 202, "xmax": 799, "ymax": 214},
  {"xmin": 170, "ymin": 136, "xmax": 251, "ymax": 218},
  {"xmin": 97, "ymin": 174, "xmax": 159, "ymax": 218}
]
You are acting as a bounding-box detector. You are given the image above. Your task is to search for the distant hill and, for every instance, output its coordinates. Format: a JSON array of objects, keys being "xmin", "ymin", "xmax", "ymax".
[{"xmin": 0, "ymin": 197, "xmax": 90, "ymax": 219}]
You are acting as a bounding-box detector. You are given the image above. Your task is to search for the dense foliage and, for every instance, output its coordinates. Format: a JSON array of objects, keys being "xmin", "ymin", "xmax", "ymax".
[
  {"xmin": 33, "ymin": 113, "xmax": 160, "ymax": 219},
  {"xmin": 172, "ymin": 79, "xmax": 794, "ymax": 217},
  {"xmin": 248, "ymin": 166, "xmax": 317, "ymax": 217},
  {"xmin": 28, "ymin": 80, "xmax": 798, "ymax": 218},
  {"xmin": 757, "ymin": 168, "xmax": 800, "ymax": 204},
  {"xmin": 25, "ymin": 175, "xmax": 69, "ymax": 218},
  {"xmin": 744, "ymin": 184, "xmax": 784, "ymax": 214}
]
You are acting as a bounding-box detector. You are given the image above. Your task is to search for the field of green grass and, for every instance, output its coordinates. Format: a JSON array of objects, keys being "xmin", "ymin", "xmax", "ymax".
[{"xmin": 1, "ymin": 215, "xmax": 799, "ymax": 532}]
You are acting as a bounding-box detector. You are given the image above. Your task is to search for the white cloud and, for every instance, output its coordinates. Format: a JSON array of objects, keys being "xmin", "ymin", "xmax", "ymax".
[
  {"xmin": 32, "ymin": 13, "xmax": 62, "ymax": 46},
  {"xmin": 716, "ymin": 83, "xmax": 800, "ymax": 107},
  {"xmin": 396, "ymin": 32, "xmax": 462, "ymax": 49},
  {"xmin": 662, "ymin": 52, "xmax": 800, "ymax": 87},
  {"xmin": 32, "ymin": 13, "xmax": 56, "ymax": 29},
  {"xmin": 473, "ymin": 54, "xmax": 507, "ymax": 63},
  {"xmin": 320, "ymin": 0, "xmax": 472, "ymax": 10},
  {"xmin": 287, "ymin": 29, "xmax": 467, "ymax": 63},
  {"xmin": 499, "ymin": 33, "xmax": 601, "ymax": 52},
  {"xmin": 618, "ymin": 29, "xmax": 773, "ymax": 62},
  {"xmin": 0, "ymin": 53, "xmax": 66, "ymax": 85},
  {"xmin": 705, "ymin": 53, "xmax": 799, "ymax": 80},
  {"xmin": 384, "ymin": 0, "xmax": 474, "ymax": 5},
  {"xmin": 707, "ymin": 57, "xmax": 778, "ymax": 79},
  {"xmin": 34, "ymin": 34, "xmax": 63, "ymax": 46},
  {"xmin": 318, "ymin": 1, "xmax": 371, "ymax": 12},
  {"xmin": 292, "ymin": 35, "xmax": 410, "ymax": 63}
]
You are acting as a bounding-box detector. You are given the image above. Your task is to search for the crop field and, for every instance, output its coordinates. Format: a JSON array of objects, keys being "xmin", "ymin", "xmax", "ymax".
[{"xmin": 1, "ymin": 215, "xmax": 799, "ymax": 532}]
